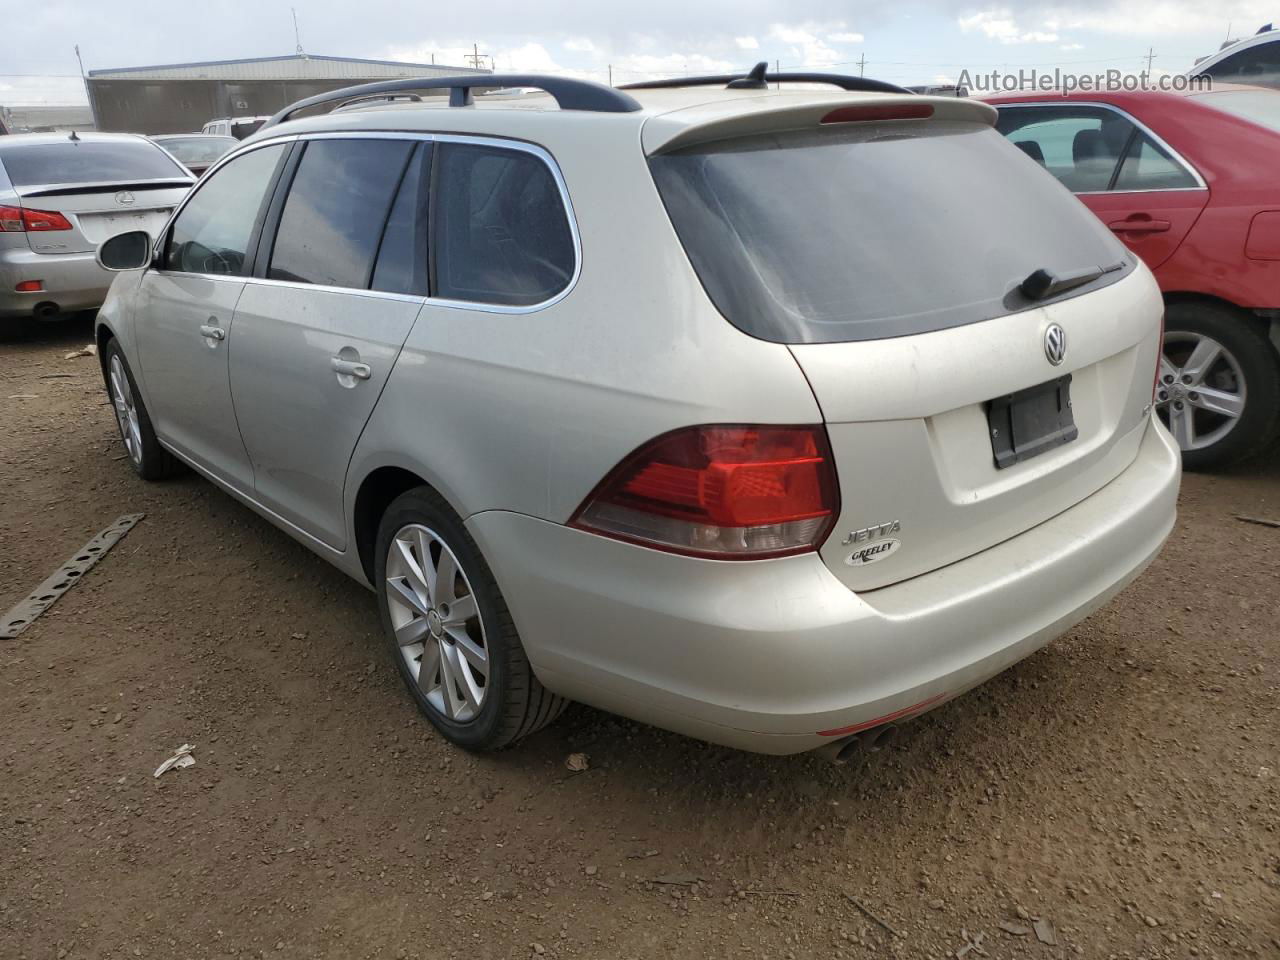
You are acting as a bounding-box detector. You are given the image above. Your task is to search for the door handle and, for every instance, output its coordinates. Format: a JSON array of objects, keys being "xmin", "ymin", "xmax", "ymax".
[
  {"xmin": 1107, "ymin": 216, "xmax": 1171, "ymax": 234},
  {"xmin": 330, "ymin": 357, "xmax": 371, "ymax": 380},
  {"xmin": 199, "ymin": 323, "xmax": 225, "ymax": 341}
]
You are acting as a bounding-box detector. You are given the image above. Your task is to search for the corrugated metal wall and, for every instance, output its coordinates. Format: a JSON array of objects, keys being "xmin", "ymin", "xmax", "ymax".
[
  {"xmin": 88, "ymin": 56, "xmax": 481, "ymax": 82},
  {"xmin": 85, "ymin": 57, "xmax": 488, "ymax": 134}
]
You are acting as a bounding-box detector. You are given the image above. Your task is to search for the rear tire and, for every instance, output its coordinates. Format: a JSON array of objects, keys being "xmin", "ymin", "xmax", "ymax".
[
  {"xmin": 103, "ymin": 338, "xmax": 184, "ymax": 481},
  {"xmin": 1157, "ymin": 302, "xmax": 1280, "ymax": 470},
  {"xmin": 374, "ymin": 486, "xmax": 568, "ymax": 751}
]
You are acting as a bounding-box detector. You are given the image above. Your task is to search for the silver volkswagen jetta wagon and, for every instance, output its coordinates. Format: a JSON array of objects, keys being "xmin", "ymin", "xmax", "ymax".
[{"xmin": 93, "ymin": 66, "xmax": 1180, "ymax": 758}]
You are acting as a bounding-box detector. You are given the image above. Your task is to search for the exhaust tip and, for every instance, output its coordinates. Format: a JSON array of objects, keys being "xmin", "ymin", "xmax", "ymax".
[
  {"xmin": 33, "ymin": 301, "xmax": 60, "ymax": 320},
  {"xmin": 863, "ymin": 723, "xmax": 899, "ymax": 752}
]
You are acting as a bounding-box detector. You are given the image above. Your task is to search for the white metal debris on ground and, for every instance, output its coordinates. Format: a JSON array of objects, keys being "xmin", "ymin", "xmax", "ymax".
[{"xmin": 154, "ymin": 744, "xmax": 196, "ymax": 778}]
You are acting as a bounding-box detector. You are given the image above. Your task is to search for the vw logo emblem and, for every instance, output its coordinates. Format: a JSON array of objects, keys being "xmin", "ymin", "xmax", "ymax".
[
  {"xmin": 114, "ymin": 191, "xmax": 136, "ymax": 206},
  {"xmin": 1044, "ymin": 323, "xmax": 1067, "ymax": 366}
]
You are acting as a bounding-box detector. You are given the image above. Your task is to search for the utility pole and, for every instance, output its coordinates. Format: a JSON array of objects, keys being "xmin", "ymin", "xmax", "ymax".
[
  {"xmin": 608, "ymin": 64, "xmax": 613, "ymax": 87},
  {"xmin": 857, "ymin": 52, "xmax": 866, "ymax": 77},
  {"xmin": 1144, "ymin": 46, "xmax": 1155, "ymax": 76},
  {"xmin": 292, "ymin": 7, "xmax": 304, "ymax": 57},
  {"xmin": 466, "ymin": 44, "xmax": 488, "ymax": 71},
  {"xmin": 74, "ymin": 44, "xmax": 95, "ymax": 130},
  {"xmin": 775, "ymin": 59, "xmax": 780, "ymax": 90}
]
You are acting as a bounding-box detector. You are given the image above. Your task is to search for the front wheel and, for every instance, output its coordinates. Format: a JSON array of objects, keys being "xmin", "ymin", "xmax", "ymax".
[
  {"xmin": 1156, "ymin": 302, "xmax": 1280, "ymax": 470},
  {"xmin": 374, "ymin": 487, "xmax": 568, "ymax": 750},
  {"xmin": 103, "ymin": 338, "xmax": 183, "ymax": 480}
]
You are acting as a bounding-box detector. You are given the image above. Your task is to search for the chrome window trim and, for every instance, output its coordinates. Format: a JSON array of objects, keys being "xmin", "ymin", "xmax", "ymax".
[
  {"xmin": 994, "ymin": 101, "xmax": 1208, "ymax": 191},
  {"xmin": 151, "ymin": 130, "xmax": 582, "ymax": 315}
]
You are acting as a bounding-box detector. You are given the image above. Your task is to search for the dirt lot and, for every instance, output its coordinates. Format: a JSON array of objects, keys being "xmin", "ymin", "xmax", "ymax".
[{"xmin": 1, "ymin": 316, "xmax": 1277, "ymax": 960}]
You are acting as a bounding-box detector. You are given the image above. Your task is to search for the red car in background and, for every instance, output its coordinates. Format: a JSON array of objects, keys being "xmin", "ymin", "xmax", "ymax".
[{"xmin": 986, "ymin": 84, "xmax": 1280, "ymax": 468}]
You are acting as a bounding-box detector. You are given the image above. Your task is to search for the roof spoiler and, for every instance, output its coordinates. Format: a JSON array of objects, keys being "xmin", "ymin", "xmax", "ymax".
[
  {"xmin": 260, "ymin": 74, "xmax": 643, "ymax": 130},
  {"xmin": 621, "ymin": 61, "xmax": 912, "ymax": 96}
]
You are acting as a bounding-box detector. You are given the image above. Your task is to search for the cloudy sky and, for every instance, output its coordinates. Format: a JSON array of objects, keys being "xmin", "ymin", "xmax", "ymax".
[{"xmin": 3, "ymin": 0, "xmax": 1275, "ymax": 104}]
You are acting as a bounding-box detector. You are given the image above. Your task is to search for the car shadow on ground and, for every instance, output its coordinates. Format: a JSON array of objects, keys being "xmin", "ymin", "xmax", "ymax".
[{"xmin": 0, "ymin": 310, "xmax": 97, "ymax": 349}]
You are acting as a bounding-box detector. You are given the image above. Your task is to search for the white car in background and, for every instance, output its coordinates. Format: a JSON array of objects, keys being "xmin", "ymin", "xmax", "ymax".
[
  {"xmin": 0, "ymin": 132, "xmax": 192, "ymax": 321},
  {"xmin": 200, "ymin": 116, "xmax": 272, "ymax": 140},
  {"xmin": 1189, "ymin": 25, "xmax": 1280, "ymax": 87},
  {"xmin": 92, "ymin": 66, "xmax": 1180, "ymax": 758}
]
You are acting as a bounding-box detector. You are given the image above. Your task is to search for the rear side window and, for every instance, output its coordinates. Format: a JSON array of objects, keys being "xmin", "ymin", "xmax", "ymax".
[
  {"xmin": 166, "ymin": 143, "xmax": 286, "ymax": 275},
  {"xmin": 432, "ymin": 142, "xmax": 575, "ymax": 306},
  {"xmin": 0, "ymin": 140, "xmax": 187, "ymax": 187},
  {"xmin": 269, "ymin": 138, "xmax": 415, "ymax": 289},
  {"xmin": 650, "ymin": 121, "xmax": 1129, "ymax": 344},
  {"xmin": 1113, "ymin": 134, "xmax": 1198, "ymax": 190},
  {"xmin": 995, "ymin": 105, "xmax": 1135, "ymax": 192}
]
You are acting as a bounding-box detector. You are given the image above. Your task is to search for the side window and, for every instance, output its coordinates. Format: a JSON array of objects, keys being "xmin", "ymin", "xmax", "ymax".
[
  {"xmin": 268, "ymin": 138, "xmax": 415, "ymax": 289},
  {"xmin": 432, "ymin": 142, "xmax": 575, "ymax": 306},
  {"xmin": 1113, "ymin": 133, "xmax": 1199, "ymax": 191},
  {"xmin": 995, "ymin": 106, "xmax": 1135, "ymax": 192},
  {"xmin": 370, "ymin": 142, "xmax": 431, "ymax": 296},
  {"xmin": 165, "ymin": 143, "xmax": 286, "ymax": 275},
  {"xmin": 1204, "ymin": 42, "xmax": 1280, "ymax": 86}
]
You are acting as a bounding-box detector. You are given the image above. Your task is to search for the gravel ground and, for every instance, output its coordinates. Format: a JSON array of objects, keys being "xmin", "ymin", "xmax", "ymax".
[{"xmin": 2, "ymin": 316, "xmax": 1277, "ymax": 960}]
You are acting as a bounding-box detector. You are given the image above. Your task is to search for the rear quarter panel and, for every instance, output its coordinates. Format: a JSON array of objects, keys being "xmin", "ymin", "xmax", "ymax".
[{"xmin": 345, "ymin": 119, "xmax": 822, "ymax": 528}]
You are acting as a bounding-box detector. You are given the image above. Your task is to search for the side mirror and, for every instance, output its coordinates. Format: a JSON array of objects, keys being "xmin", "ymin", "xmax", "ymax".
[{"xmin": 96, "ymin": 230, "xmax": 153, "ymax": 272}]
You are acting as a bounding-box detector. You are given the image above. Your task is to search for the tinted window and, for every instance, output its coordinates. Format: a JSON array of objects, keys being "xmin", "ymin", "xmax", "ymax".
[
  {"xmin": 166, "ymin": 143, "xmax": 286, "ymax": 275},
  {"xmin": 157, "ymin": 137, "xmax": 237, "ymax": 165},
  {"xmin": 0, "ymin": 140, "xmax": 187, "ymax": 187},
  {"xmin": 995, "ymin": 105, "xmax": 1134, "ymax": 191},
  {"xmin": 433, "ymin": 143, "xmax": 575, "ymax": 306},
  {"xmin": 371, "ymin": 143, "xmax": 430, "ymax": 296},
  {"xmin": 1113, "ymin": 133, "xmax": 1199, "ymax": 190},
  {"xmin": 1203, "ymin": 40, "xmax": 1280, "ymax": 87},
  {"xmin": 650, "ymin": 122, "xmax": 1129, "ymax": 344},
  {"xmin": 268, "ymin": 138, "xmax": 414, "ymax": 289}
]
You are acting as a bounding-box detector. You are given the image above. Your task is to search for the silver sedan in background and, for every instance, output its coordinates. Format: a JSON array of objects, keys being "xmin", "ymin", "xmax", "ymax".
[{"xmin": 0, "ymin": 132, "xmax": 191, "ymax": 322}]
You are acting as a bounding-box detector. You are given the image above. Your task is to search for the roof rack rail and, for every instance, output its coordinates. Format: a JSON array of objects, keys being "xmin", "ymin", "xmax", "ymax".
[
  {"xmin": 261, "ymin": 74, "xmax": 643, "ymax": 129},
  {"xmin": 620, "ymin": 60, "xmax": 912, "ymax": 96}
]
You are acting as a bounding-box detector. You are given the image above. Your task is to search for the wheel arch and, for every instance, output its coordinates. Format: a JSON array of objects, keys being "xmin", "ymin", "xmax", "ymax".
[
  {"xmin": 94, "ymin": 321, "xmax": 117, "ymax": 385},
  {"xmin": 352, "ymin": 465, "xmax": 463, "ymax": 585},
  {"xmin": 1162, "ymin": 291, "xmax": 1278, "ymax": 348}
]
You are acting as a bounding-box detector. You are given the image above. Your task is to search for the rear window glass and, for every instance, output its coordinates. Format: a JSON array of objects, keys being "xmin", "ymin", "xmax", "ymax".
[
  {"xmin": 432, "ymin": 143, "xmax": 575, "ymax": 306},
  {"xmin": 0, "ymin": 140, "xmax": 186, "ymax": 187},
  {"xmin": 650, "ymin": 121, "xmax": 1130, "ymax": 344},
  {"xmin": 1196, "ymin": 90, "xmax": 1280, "ymax": 133}
]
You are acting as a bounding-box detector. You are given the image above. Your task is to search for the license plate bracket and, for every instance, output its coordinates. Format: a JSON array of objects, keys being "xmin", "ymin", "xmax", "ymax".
[{"xmin": 987, "ymin": 374, "xmax": 1078, "ymax": 469}]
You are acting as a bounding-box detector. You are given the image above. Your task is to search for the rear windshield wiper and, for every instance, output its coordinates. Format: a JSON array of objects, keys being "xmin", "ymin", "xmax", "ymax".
[{"xmin": 1019, "ymin": 261, "xmax": 1125, "ymax": 301}]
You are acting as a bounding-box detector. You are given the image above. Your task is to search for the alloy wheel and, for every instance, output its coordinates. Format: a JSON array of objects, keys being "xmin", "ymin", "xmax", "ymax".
[
  {"xmin": 384, "ymin": 523, "xmax": 489, "ymax": 722},
  {"xmin": 1155, "ymin": 332, "xmax": 1246, "ymax": 452},
  {"xmin": 108, "ymin": 354, "xmax": 143, "ymax": 466}
]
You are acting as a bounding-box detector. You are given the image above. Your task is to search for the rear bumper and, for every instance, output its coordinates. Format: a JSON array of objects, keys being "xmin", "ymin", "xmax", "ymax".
[
  {"xmin": 467, "ymin": 415, "xmax": 1180, "ymax": 755},
  {"xmin": 0, "ymin": 247, "xmax": 111, "ymax": 318}
]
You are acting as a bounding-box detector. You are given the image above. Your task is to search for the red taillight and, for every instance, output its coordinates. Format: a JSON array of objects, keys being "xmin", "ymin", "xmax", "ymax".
[
  {"xmin": 21, "ymin": 207, "xmax": 73, "ymax": 231},
  {"xmin": 570, "ymin": 425, "xmax": 840, "ymax": 559},
  {"xmin": 0, "ymin": 205, "xmax": 23, "ymax": 232},
  {"xmin": 821, "ymin": 103, "xmax": 935, "ymax": 124},
  {"xmin": 15, "ymin": 280, "xmax": 43, "ymax": 292},
  {"xmin": 0, "ymin": 204, "xmax": 72, "ymax": 232}
]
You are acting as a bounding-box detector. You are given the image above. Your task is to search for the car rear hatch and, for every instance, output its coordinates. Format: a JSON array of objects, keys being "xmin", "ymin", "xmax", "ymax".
[
  {"xmin": 646, "ymin": 94, "xmax": 1163, "ymax": 591},
  {"xmin": 0, "ymin": 139, "xmax": 191, "ymax": 254}
]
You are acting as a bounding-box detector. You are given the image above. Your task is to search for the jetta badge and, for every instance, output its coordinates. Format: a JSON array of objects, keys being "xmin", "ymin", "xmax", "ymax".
[
  {"xmin": 1044, "ymin": 323, "xmax": 1067, "ymax": 366},
  {"xmin": 115, "ymin": 191, "xmax": 136, "ymax": 206}
]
